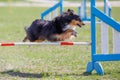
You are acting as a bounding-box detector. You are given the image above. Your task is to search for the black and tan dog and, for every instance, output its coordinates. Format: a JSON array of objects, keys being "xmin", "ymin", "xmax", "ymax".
[{"xmin": 23, "ymin": 9, "xmax": 85, "ymax": 42}]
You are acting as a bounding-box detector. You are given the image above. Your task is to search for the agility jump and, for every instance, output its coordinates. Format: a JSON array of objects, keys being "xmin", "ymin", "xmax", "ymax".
[{"xmin": 0, "ymin": 0, "xmax": 120, "ymax": 76}]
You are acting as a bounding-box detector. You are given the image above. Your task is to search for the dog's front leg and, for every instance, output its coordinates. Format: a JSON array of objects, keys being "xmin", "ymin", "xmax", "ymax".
[{"xmin": 55, "ymin": 29, "xmax": 76, "ymax": 41}]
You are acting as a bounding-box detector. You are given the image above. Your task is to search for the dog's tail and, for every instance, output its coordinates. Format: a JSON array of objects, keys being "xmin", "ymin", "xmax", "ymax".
[
  {"xmin": 22, "ymin": 26, "xmax": 29, "ymax": 42},
  {"xmin": 24, "ymin": 26, "xmax": 28, "ymax": 32}
]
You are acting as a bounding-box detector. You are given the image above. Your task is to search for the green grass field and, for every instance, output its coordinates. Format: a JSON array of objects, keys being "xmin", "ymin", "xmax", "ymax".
[{"xmin": 0, "ymin": 6, "xmax": 120, "ymax": 80}]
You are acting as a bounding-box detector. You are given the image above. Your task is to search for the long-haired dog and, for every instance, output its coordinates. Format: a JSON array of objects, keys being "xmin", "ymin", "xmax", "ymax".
[{"xmin": 23, "ymin": 9, "xmax": 85, "ymax": 42}]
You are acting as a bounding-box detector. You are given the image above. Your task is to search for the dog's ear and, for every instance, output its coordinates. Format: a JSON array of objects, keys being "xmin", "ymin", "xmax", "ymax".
[
  {"xmin": 67, "ymin": 9, "xmax": 74, "ymax": 15},
  {"xmin": 67, "ymin": 9, "xmax": 74, "ymax": 12}
]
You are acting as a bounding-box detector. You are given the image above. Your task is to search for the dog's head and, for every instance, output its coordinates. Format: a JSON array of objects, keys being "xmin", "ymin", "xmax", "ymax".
[{"xmin": 60, "ymin": 9, "xmax": 85, "ymax": 31}]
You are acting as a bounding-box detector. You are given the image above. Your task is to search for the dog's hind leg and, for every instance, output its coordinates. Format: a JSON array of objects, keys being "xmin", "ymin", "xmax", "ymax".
[
  {"xmin": 23, "ymin": 36, "xmax": 29, "ymax": 42},
  {"xmin": 34, "ymin": 39, "xmax": 45, "ymax": 42},
  {"xmin": 23, "ymin": 37, "xmax": 45, "ymax": 42},
  {"xmin": 23, "ymin": 26, "xmax": 29, "ymax": 42},
  {"xmin": 34, "ymin": 36, "xmax": 45, "ymax": 42}
]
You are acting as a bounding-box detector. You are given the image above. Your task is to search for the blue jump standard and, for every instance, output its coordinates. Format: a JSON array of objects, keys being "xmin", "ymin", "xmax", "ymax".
[{"xmin": 86, "ymin": 0, "xmax": 120, "ymax": 75}]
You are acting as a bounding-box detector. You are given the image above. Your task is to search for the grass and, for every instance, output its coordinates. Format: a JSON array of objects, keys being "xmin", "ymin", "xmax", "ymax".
[
  {"xmin": 0, "ymin": 6, "xmax": 120, "ymax": 80},
  {"xmin": 0, "ymin": 0, "xmax": 22, "ymax": 2}
]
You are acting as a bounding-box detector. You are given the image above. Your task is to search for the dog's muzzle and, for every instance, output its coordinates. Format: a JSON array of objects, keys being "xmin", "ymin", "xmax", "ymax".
[{"xmin": 77, "ymin": 22, "xmax": 85, "ymax": 28}]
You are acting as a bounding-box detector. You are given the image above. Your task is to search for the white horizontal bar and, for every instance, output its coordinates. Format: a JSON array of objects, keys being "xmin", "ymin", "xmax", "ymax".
[{"xmin": 0, "ymin": 41, "xmax": 91, "ymax": 46}]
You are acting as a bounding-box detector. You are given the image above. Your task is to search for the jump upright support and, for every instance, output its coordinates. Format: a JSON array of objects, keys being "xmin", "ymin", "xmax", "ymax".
[
  {"xmin": 41, "ymin": 0, "xmax": 63, "ymax": 20},
  {"xmin": 78, "ymin": 0, "xmax": 91, "ymax": 21},
  {"xmin": 86, "ymin": 0, "xmax": 120, "ymax": 75}
]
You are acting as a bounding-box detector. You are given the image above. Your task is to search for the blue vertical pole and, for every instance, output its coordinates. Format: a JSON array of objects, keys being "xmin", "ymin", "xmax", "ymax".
[
  {"xmin": 104, "ymin": 0, "xmax": 106, "ymax": 13},
  {"xmin": 91, "ymin": 0, "xmax": 96, "ymax": 62},
  {"xmin": 84, "ymin": 0, "xmax": 87, "ymax": 19},
  {"xmin": 60, "ymin": 0, "xmax": 63, "ymax": 14},
  {"xmin": 90, "ymin": 0, "xmax": 104, "ymax": 75},
  {"xmin": 78, "ymin": 6, "xmax": 81, "ymax": 17},
  {"xmin": 86, "ymin": 0, "xmax": 96, "ymax": 74}
]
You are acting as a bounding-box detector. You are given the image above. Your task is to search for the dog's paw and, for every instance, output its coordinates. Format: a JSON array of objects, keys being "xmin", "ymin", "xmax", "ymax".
[{"xmin": 72, "ymin": 30, "xmax": 78, "ymax": 37}]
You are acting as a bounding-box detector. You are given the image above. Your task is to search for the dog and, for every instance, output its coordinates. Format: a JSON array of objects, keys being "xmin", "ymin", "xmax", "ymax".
[{"xmin": 23, "ymin": 9, "xmax": 85, "ymax": 42}]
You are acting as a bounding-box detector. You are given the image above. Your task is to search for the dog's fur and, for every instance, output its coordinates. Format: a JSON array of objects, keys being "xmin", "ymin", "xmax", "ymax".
[{"xmin": 23, "ymin": 9, "xmax": 85, "ymax": 42}]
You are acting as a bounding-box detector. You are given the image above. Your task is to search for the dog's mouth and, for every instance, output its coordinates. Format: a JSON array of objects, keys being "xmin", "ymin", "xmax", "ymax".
[
  {"xmin": 77, "ymin": 24, "xmax": 81, "ymax": 28},
  {"xmin": 77, "ymin": 22, "xmax": 85, "ymax": 28}
]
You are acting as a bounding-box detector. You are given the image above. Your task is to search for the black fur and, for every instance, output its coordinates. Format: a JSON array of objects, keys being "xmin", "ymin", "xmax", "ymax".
[{"xmin": 23, "ymin": 9, "xmax": 85, "ymax": 42}]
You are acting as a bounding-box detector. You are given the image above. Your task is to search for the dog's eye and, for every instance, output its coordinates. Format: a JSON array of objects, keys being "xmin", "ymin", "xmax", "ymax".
[
  {"xmin": 78, "ymin": 17, "xmax": 82, "ymax": 21},
  {"xmin": 76, "ymin": 18, "xmax": 81, "ymax": 21}
]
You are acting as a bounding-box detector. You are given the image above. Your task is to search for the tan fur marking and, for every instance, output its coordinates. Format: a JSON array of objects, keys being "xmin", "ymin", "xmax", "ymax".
[
  {"xmin": 69, "ymin": 20, "xmax": 85, "ymax": 27},
  {"xmin": 34, "ymin": 39, "xmax": 45, "ymax": 42},
  {"xmin": 55, "ymin": 29, "xmax": 74, "ymax": 41},
  {"xmin": 23, "ymin": 36, "xmax": 29, "ymax": 42}
]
